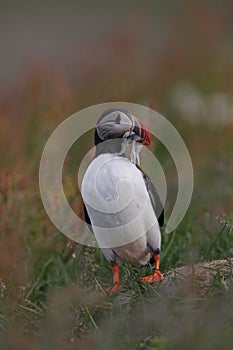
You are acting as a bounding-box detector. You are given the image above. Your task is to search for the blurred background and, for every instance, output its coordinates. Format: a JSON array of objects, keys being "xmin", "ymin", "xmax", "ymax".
[{"xmin": 0, "ymin": 0, "xmax": 233, "ymax": 348}]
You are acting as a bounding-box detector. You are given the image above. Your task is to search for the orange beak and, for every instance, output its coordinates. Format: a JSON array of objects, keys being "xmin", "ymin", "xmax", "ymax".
[{"xmin": 133, "ymin": 117, "xmax": 151, "ymax": 146}]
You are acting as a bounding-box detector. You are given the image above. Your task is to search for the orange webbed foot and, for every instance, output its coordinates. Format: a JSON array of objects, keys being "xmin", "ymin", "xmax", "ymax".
[
  {"xmin": 142, "ymin": 253, "xmax": 164, "ymax": 283},
  {"xmin": 141, "ymin": 270, "xmax": 164, "ymax": 283},
  {"xmin": 101, "ymin": 264, "xmax": 122, "ymax": 296}
]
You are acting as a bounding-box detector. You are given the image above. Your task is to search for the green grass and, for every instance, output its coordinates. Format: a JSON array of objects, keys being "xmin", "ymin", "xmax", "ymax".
[{"xmin": 0, "ymin": 120, "xmax": 233, "ymax": 348}]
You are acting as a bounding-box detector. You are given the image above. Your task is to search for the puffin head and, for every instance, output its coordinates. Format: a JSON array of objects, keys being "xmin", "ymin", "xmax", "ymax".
[{"xmin": 94, "ymin": 108, "xmax": 151, "ymax": 147}]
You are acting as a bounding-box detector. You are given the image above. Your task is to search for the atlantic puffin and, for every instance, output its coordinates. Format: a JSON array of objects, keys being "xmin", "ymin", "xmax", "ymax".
[{"xmin": 81, "ymin": 108, "xmax": 164, "ymax": 294}]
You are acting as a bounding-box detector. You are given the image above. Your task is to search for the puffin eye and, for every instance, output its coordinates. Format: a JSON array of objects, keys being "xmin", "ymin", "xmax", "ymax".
[{"xmin": 115, "ymin": 113, "xmax": 121, "ymax": 124}]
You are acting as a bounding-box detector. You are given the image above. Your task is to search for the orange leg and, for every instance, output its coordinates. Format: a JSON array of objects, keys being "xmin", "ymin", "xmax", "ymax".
[
  {"xmin": 141, "ymin": 254, "xmax": 164, "ymax": 283},
  {"xmin": 101, "ymin": 264, "xmax": 122, "ymax": 296}
]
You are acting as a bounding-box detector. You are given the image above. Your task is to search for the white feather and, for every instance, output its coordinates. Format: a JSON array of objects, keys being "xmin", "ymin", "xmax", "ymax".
[{"xmin": 81, "ymin": 153, "xmax": 161, "ymax": 265}]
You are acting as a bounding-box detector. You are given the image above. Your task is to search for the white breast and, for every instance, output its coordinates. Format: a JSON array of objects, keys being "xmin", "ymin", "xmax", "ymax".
[{"xmin": 81, "ymin": 153, "xmax": 159, "ymax": 249}]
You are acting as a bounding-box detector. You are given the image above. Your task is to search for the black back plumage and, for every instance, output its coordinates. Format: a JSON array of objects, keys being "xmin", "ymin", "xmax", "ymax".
[{"xmin": 140, "ymin": 170, "xmax": 164, "ymax": 227}]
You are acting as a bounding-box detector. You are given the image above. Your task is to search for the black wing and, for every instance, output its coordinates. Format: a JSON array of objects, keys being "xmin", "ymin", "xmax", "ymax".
[
  {"xmin": 83, "ymin": 201, "xmax": 94, "ymax": 233},
  {"xmin": 140, "ymin": 169, "xmax": 164, "ymax": 227}
]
